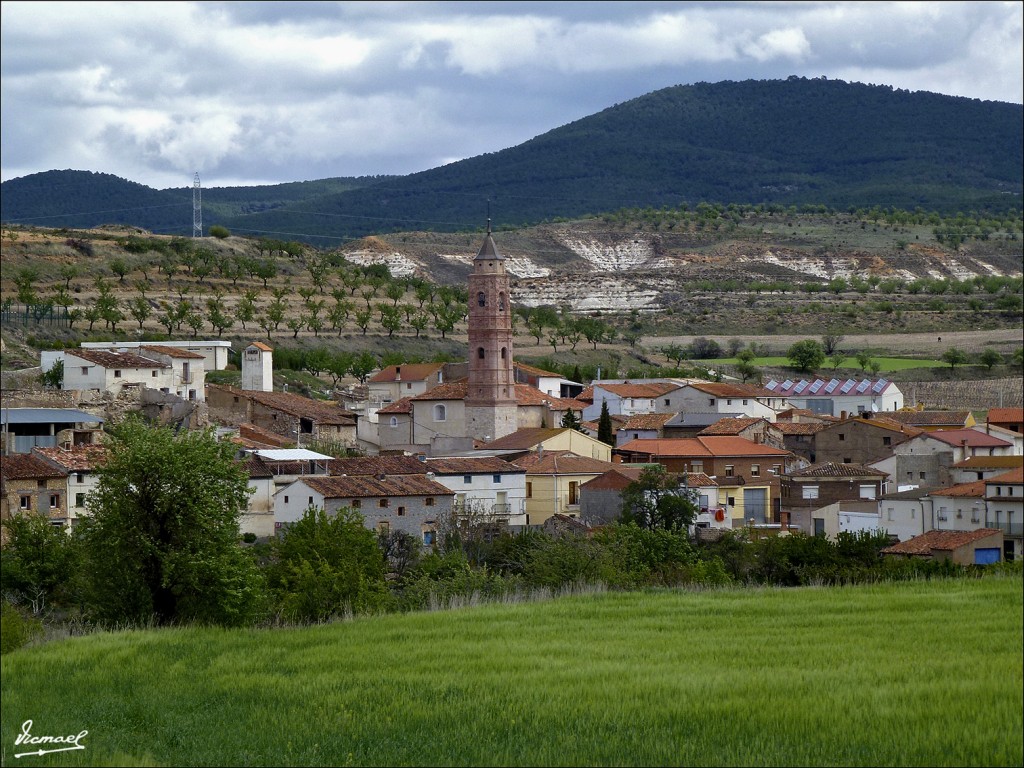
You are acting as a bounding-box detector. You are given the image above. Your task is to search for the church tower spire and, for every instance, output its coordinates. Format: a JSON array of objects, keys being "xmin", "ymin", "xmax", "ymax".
[{"xmin": 465, "ymin": 221, "xmax": 517, "ymax": 442}]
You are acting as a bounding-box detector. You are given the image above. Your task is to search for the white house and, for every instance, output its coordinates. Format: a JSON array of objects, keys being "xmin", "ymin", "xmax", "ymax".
[
  {"xmin": 240, "ymin": 456, "xmax": 276, "ymax": 539},
  {"xmin": 138, "ymin": 345, "xmax": 206, "ymax": 402},
  {"xmin": 671, "ymin": 382, "xmax": 782, "ymax": 421},
  {"xmin": 764, "ymin": 378, "xmax": 903, "ymax": 417},
  {"xmin": 423, "ymin": 456, "xmax": 528, "ymax": 528},
  {"xmin": 41, "ymin": 340, "xmax": 233, "ymax": 374},
  {"xmin": 582, "ymin": 381, "xmax": 682, "ymax": 422},
  {"xmin": 62, "ymin": 349, "xmax": 173, "ymax": 396}
]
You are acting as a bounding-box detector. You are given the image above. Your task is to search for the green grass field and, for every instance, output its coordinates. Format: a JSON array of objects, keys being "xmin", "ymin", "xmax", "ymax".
[{"xmin": 2, "ymin": 576, "xmax": 1021, "ymax": 767}]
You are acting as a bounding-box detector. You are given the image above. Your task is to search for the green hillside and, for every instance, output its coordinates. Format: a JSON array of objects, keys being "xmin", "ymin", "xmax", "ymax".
[
  {"xmin": 2, "ymin": 577, "xmax": 1021, "ymax": 766},
  {"xmin": 2, "ymin": 78, "xmax": 1021, "ymax": 244}
]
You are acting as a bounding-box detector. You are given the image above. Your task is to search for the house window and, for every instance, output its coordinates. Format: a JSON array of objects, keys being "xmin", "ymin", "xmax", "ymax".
[
  {"xmin": 859, "ymin": 485, "xmax": 877, "ymax": 500},
  {"xmin": 406, "ymin": 382, "xmax": 412, "ymax": 389},
  {"xmin": 493, "ymin": 474, "xmax": 501, "ymax": 483},
  {"xmin": 691, "ymin": 461, "xmax": 704, "ymax": 473},
  {"xmin": 379, "ymin": 498, "xmax": 389, "ymax": 508},
  {"xmin": 843, "ymin": 458, "xmax": 852, "ymax": 464},
  {"xmin": 751, "ymin": 464, "xmax": 760, "ymax": 477},
  {"xmin": 389, "ymin": 416, "xmax": 398, "ymax": 428},
  {"xmin": 743, "ymin": 400, "xmax": 748, "ymax": 406},
  {"xmin": 76, "ymin": 473, "xmax": 85, "ymax": 483},
  {"xmin": 526, "ymin": 482, "xmax": 533, "ymax": 498},
  {"xmin": 838, "ymin": 433, "xmax": 845, "ymax": 441},
  {"xmin": 423, "ymin": 529, "xmax": 435, "ymax": 545},
  {"xmin": 434, "ymin": 404, "xmax": 446, "ymax": 422},
  {"xmin": 308, "ymin": 496, "xmax": 314, "ymax": 506},
  {"xmin": 425, "ymin": 497, "xmax": 434, "ymax": 507},
  {"xmin": 726, "ymin": 399, "xmax": 733, "ymax": 405},
  {"xmin": 772, "ymin": 465, "xmax": 782, "ymax": 475},
  {"xmin": 19, "ymin": 495, "xmax": 31, "ymax": 511},
  {"xmin": 664, "ymin": 399, "xmax": 670, "ymax": 406},
  {"xmin": 464, "ymin": 475, "xmax": 472, "ymax": 484},
  {"xmin": 351, "ymin": 499, "xmax": 361, "ymax": 508},
  {"xmin": 151, "ymin": 370, "xmax": 158, "ymax": 377},
  {"xmin": 114, "ymin": 370, "xmax": 122, "ymax": 378},
  {"xmin": 709, "ymin": 399, "xmax": 715, "ymax": 406},
  {"xmin": 887, "ymin": 507, "xmax": 894, "ymax": 521},
  {"xmin": 233, "ymin": 396, "xmax": 239, "ymax": 403},
  {"xmin": 81, "ymin": 366, "xmax": 88, "ymax": 375},
  {"xmin": 397, "ymin": 506, "xmax": 406, "ymax": 517},
  {"xmin": 377, "ymin": 521, "xmax": 390, "ymax": 534},
  {"xmin": 883, "ymin": 436, "xmax": 892, "ymax": 446},
  {"xmin": 725, "ymin": 465, "xmax": 735, "ymax": 476},
  {"xmin": 919, "ymin": 472, "xmax": 927, "ymax": 480},
  {"xmin": 75, "ymin": 493, "xmax": 86, "ymax": 507},
  {"xmin": 49, "ymin": 494, "xmax": 59, "ymax": 508},
  {"xmin": 802, "ymin": 486, "xmax": 819, "ymax": 500},
  {"xmin": 726, "ymin": 496, "xmax": 736, "ymax": 507}
]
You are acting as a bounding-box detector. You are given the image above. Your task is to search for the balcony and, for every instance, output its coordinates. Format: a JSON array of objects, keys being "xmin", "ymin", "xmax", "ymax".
[{"xmin": 985, "ymin": 521, "xmax": 1024, "ymax": 538}]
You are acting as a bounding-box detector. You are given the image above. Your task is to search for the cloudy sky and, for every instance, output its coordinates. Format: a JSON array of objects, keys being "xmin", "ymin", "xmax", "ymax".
[{"xmin": 2, "ymin": 1, "xmax": 1021, "ymax": 190}]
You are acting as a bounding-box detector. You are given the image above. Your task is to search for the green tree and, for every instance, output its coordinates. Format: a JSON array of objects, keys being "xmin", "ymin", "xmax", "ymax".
[
  {"xmin": 560, "ymin": 408, "xmax": 584, "ymax": 432},
  {"xmin": 979, "ymin": 349, "xmax": 1003, "ymax": 371},
  {"xmin": 787, "ymin": 339, "xmax": 826, "ymax": 373},
  {"xmin": 620, "ymin": 466, "xmax": 697, "ymax": 531},
  {"xmin": 39, "ymin": 359, "xmax": 64, "ymax": 389},
  {"xmin": 597, "ymin": 401, "xmax": 615, "ymax": 446},
  {"xmin": 78, "ymin": 418, "xmax": 264, "ymax": 626},
  {"xmin": 0, "ymin": 513, "xmax": 80, "ymax": 615},
  {"xmin": 209, "ymin": 225, "xmax": 230, "ymax": 239},
  {"xmin": 266, "ymin": 507, "xmax": 390, "ymax": 622},
  {"xmin": 941, "ymin": 347, "xmax": 968, "ymax": 370}
]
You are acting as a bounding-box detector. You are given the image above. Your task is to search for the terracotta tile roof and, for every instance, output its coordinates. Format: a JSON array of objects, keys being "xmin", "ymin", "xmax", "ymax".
[
  {"xmin": 791, "ymin": 462, "xmax": 888, "ymax": 478},
  {"xmin": 514, "ymin": 361, "xmax": 564, "ymax": 378},
  {"xmin": 776, "ymin": 408, "xmax": 817, "ymax": 420},
  {"xmin": 824, "ymin": 416, "xmax": 924, "ymax": 436},
  {"xmin": 139, "ymin": 345, "xmax": 204, "ymax": 360},
  {"xmin": 424, "ymin": 457, "xmax": 524, "ymax": 475},
  {"xmin": 987, "ymin": 407, "xmax": 1024, "ymax": 424},
  {"xmin": 368, "ymin": 363, "xmax": 445, "ymax": 384},
  {"xmin": 247, "ymin": 342, "xmax": 274, "ymax": 351},
  {"xmin": 988, "ymin": 466, "xmax": 1024, "ymax": 484},
  {"xmin": 882, "ymin": 529, "xmax": 1002, "ymax": 556},
  {"xmin": 951, "ymin": 456, "xmax": 1024, "ymax": 470},
  {"xmin": 576, "ymin": 386, "xmax": 594, "ymax": 403},
  {"xmin": 928, "ymin": 479, "xmax": 987, "ymax": 498},
  {"xmin": 1, "ymin": 453, "xmax": 67, "ymax": 481},
  {"xmin": 685, "ymin": 472, "xmax": 718, "ymax": 487},
  {"xmin": 581, "ymin": 467, "xmax": 646, "ymax": 490},
  {"xmin": 616, "ymin": 436, "xmax": 791, "ymax": 458},
  {"xmin": 886, "ymin": 410, "xmax": 973, "ymax": 427},
  {"xmin": 302, "ymin": 474, "xmax": 453, "ymax": 499},
  {"xmin": 594, "ymin": 381, "xmax": 680, "ymax": 398},
  {"xmin": 925, "ymin": 429, "xmax": 1011, "ymax": 448},
  {"xmin": 514, "ymin": 385, "xmax": 580, "ymax": 409},
  {"xmin": 238, "ymin": 423, "xmax": 294, "ymax": 448},
  {"xmin": 242, "ymin": 456, "xmax": 275, "ymax": 479},
  {"xmin": 512, "ymin": 451, "xmax": 617, "ymax": 475},
  {"xmin": 328, "ymin": 456, "xmax": 428, "ymax": 476},
  {"xmin": 775, "ymin": 422, "xmax": 829, "ymax": 435},
  {"xmin": 482, "ymin": 428, "xmax": 570, "ymax": 450},
  {"xmin": 621, "ymin": 413, "xmax": 676, "ymax": 430},
  {"xmin": 66, "ymin": 349, "xmax": 170, "ymax": 369},
  {"xmin": 377, "ymin": 397, "xmax": 414, "ymax": 415},
  {"xmin": 698, "ymin": 417, "xmax": 769, "ymax": 435},
  {"xmin": 33, "ymin": 445, "xmax": 109, "ymax": 472},
  {"xmin": 410, "ymin": 380, "xmax": 469, "ymax": 401},
  {"xmin": 210, "ymin": 385, "xmax": 356, "ymax": 425}
]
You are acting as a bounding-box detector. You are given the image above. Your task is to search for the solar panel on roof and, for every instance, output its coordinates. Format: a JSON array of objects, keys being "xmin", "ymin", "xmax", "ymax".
[
  {"xmin": 856, "ymin": 380, "xmax": 870, "ymax": 393},
  {"xmin": 824, "ymin": 380, "xmax": 839, "ymax": 393},
  {"xmin": 794, "ymin": 381, "xmax": 808, "ymax": 394},
  {"xmin": 840, "ymin": 380, "xmax": 855, "ymax": 393},
  {"xmin": 809, "ymin": 380, "xmax": 823, "ymax": 393},
  {"xmin": 765, "ymin": 380, "xmax": 779, "ymax": 390},
  {"xmin": 782, "ymin": 379, "xmax": 793, "ymax": 390},
  {"xmin": 872, "ymin": 379, "xmax": 887, "ymax": 393}
]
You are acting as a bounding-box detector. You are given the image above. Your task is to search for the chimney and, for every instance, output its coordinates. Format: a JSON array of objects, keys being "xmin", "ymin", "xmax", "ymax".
[
  {"xmin": 538, "ymin": 445, "xmax": 544, "ymax": 460},
  {"xmin": 395, "ymin": 366, "xmax": 401, "ymax": 381}
]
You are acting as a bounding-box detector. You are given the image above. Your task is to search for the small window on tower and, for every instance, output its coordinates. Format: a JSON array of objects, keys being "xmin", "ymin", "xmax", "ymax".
[
  {"xmin": 477, "ymin": 348, "xmax": 485, "ymax": 359},
  {"xmin": 478, "ymin": 292, "xmax": 486, "ymax": 307},
  {"xmin": 499, "ymin": 293, "xmax": 506, "ymax": 310},
  {"xmin": 501, "ymin": 348, "xmax": 507, "ymax": 359}
]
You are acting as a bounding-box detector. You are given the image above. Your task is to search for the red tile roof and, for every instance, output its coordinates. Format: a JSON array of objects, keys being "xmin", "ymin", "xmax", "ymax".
[
  {"xmin": 929, "ymin": 479, "xmax": 987, "ymax": 498},
  {"xmin": 33, "ymin": 445, "xmax": 109, "ymax": 472},
  {"xmin": 377, "ymin": 397, "xmax": 414, "ymax": 415},
  {"xmin": 775, "ymin": 422, "xmax": 829, "ymax": 435},
  {"xmin": 593, "ymin": 381, "xmax": 680, "ymax": 398},
  {"xmin": 209, "ymin": 385, "xmax": 356, "ymax": 425},
  {"xmin": 302, "ymin": 474, "xmax": 453, "ymax": 498},
  {"xmin": 328, "ymin": 456, "xmax": 428, "ymax": 476},
  {"xmin": 410, "ymin": 380, "xmax": 468, "ymax": 401},
  {"xmin": 512, "ymin": 451, "xmax": 617, "ymax": 475},
  {"xmin": 950, "ymin": 456, "xmax": 1024, "ymax": 470},
  {"xmin": 925, "ymin": 429, "xmax": 1011, "ymax": 448},
  {"xmin": 1, "ymin": 453, "xmax": 67, "ymax": 481},
  {"xmin": 514, "ymin": 361, "xmax": 564, "ymax": 378},
  {"xmin": 988, "ymin": 466, "xmax": 1024, "ymax": 484},
  {"xmin": 247, "ymin": 342, "xmax": 274, "ymax": 351},
  {"xmin": 140, "ymin": 345, "xmax": 204, "ymax": 360},
  {"xmin": 580, "ymin": 467, "xmax": 646, "ymax": 490},
  {"xmin": 791, "ymin": 462, "xmax": 888, "ymax": 478},
  {"xmin": 616, "ymin": 436, "xmax": 792, "ymax": 458},
  {"xmin": 620, "ymin": 413, "xmax": 676, "ymax": 430},
  {"xmin": 698, "ymin": 417, "xmax": 769, "ymax": 435},
  {"xmin": 885, "ymin": 410, "xmax": 973, "ymax": 427},
  {"xmin": 368, "ymin": 363, "xmax": 445, "ymax": 384},
  {"xmin": 882, "ymin": 529, "xmax": 1002, "ymax": 556},
  {"xmin": 66, "ymin": 349, "xmax": 170, "ymax": 369},
  {"xmin": 987, "ymin": 407, "xmax": 1024, "ymax": 425},
  {"xmin": 424, "ymin": 457, "xmax": 524, "ymax": 475}
]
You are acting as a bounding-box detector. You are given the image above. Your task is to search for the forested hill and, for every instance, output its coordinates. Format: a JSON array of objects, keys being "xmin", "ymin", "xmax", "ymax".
[{"xmin": 2, "ymin": 77, "xmax": 1021, "ymax": 244}]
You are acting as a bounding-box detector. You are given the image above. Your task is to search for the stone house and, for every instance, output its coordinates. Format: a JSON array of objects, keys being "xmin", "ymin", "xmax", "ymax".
[
  {"xmin": 774, "ymin": 421, "xmax": 828, "ymax": 463},
  {"xmin": 1, "ymin": 407, "xmax": 104, "ymax": 454},
  {"xmin": 881, "ymin": 528, "xmax": 1004, "ymax": 565},
  {"xmin": 0, "ymin": 453, "xmax": 67, "ymax": 524},
  {"xmin": 62, "ymin": 349, "xmax": 173, "ymax": 397},
  {"xmin": 32, "ymin": 445, "xmax": 108, "ymax": 529},
  {"xmin": 813, "ymin": 414, "xmax": 922, "ymax": 466},
  {"xmin": 697, "ymin": 417, "xmax": 785, "ymax": 449},
  {"xmin": 884, "ymin": 409, "xmax": 976, "ymax": 432},
  {"xmin": 869, "ymin": 428, "xmax": 1015, "ymax": 492},
  {"xmin": 367, "ymin": 363, "xmax": 446, "ymax": 406}
]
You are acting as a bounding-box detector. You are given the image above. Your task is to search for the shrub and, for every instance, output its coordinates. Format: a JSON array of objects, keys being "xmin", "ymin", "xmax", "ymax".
[
  {"xmin": 209, "ymin": 225, "xmax": 231, "ymax": 239},
  {"xmin": 0, "ymin": 601, "xmax": 44, "ymax": 655}
]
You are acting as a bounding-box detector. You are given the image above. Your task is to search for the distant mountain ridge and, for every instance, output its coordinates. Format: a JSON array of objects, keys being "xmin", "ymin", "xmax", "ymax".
[{"xmin": 2, "ymin": 77, "xmax": 1021, "ymax": 244}]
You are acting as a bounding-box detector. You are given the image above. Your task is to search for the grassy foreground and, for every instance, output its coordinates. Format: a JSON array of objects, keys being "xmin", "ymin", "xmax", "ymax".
[{"xmin": 2, "ymin": 577, "xmax": 1021, "ymax": 767}]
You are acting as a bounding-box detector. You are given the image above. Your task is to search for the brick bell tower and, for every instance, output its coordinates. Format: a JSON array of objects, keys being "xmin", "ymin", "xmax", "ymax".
[{"xmin": 465, "ymin": 221, "xmax": 517, "ymax": 442}]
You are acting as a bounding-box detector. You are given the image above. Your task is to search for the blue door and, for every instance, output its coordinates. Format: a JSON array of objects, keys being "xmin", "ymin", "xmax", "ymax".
[{"xmin": 974, "ymin": 547, "xmax": 1000, "ymax": 565}]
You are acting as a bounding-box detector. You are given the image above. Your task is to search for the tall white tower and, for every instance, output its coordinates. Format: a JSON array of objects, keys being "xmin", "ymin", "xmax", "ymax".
[
  {"xmin": 192, "ymin": 172, "xmax": 202, "ymax": 238},
  {"xmin": 241, "ymin": 342, "xmax": 273, "ymax": 392}
]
